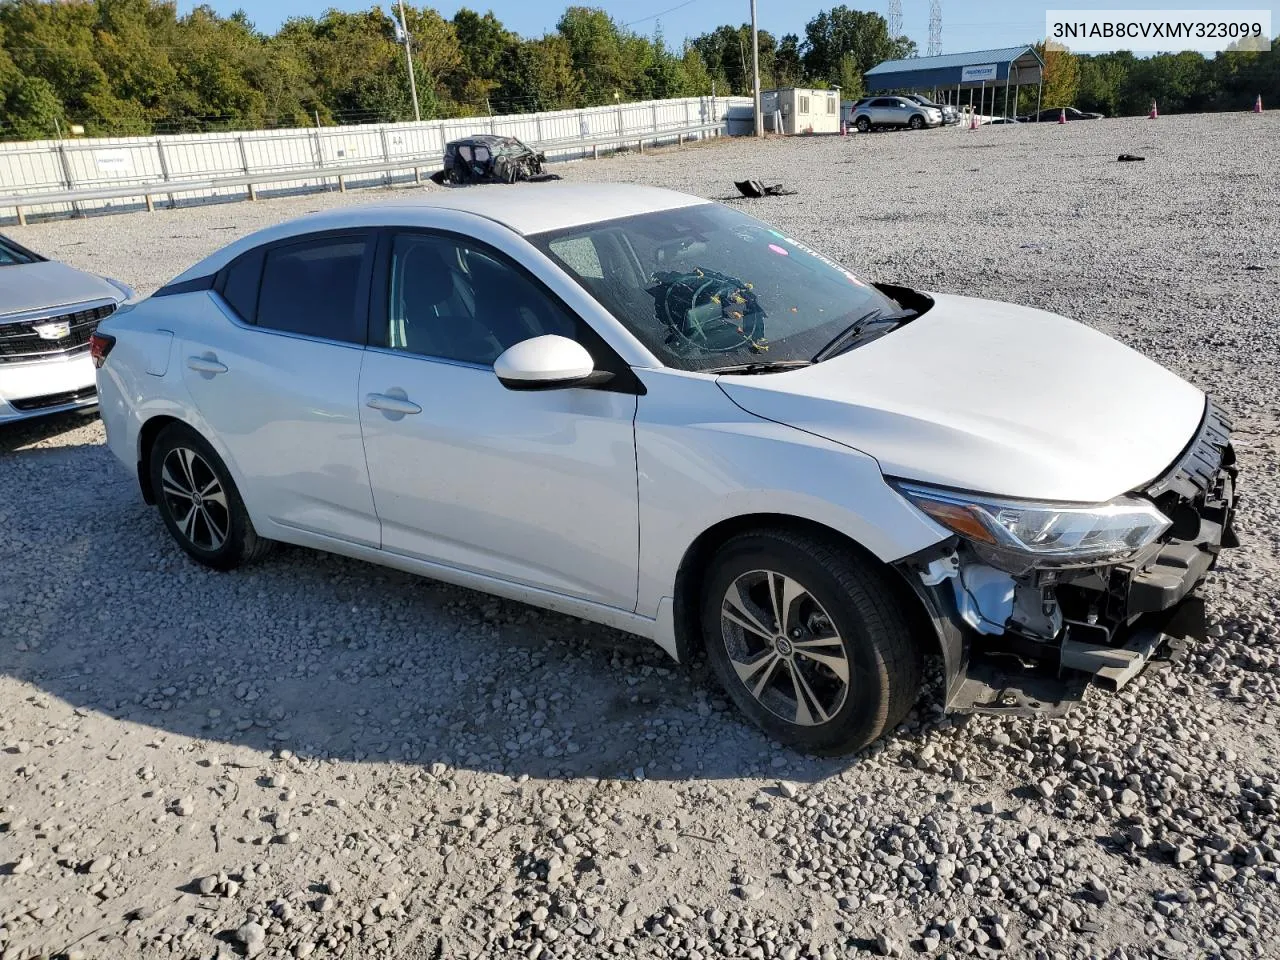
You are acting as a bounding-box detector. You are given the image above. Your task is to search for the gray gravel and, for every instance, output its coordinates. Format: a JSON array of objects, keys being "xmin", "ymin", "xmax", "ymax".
[{"xmin": 2, "ymin": 112, "xmax": 1279, "ymax": 960}]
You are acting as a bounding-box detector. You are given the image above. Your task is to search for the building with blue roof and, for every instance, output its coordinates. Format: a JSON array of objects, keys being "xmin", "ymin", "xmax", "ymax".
[{"xmin": 864, "ymin": 46, "xmax": 1045, "ymax": 120}]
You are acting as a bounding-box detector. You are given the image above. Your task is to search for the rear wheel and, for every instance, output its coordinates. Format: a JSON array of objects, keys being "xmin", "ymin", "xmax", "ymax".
[
  {"xmin": 855, "ymin": 116, "xmax": 871, "ymax": 133},
  {"xmin": 909, "ymin": 114, "xmax": 925, "ymax": 130},
  {"xmin": 699, "ymin": 529, "xmax": 921, "ymax": 754},
  {"xmin": 149, "ymin": 422, "xmax": 272, "ymax": 571}
]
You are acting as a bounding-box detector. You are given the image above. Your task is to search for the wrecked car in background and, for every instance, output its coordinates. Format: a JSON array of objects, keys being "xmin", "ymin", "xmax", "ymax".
[{"xmin": 430, "ymin": 135, "xmax": 560, "ymax": 185}]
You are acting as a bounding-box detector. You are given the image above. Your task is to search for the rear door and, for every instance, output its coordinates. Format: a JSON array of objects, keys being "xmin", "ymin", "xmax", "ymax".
[
  {"xmin": 869, "ymin": 98, "xmax": 897, "ymax": 125},
  {"xmin": 181, "ymin": 231, "xmax": 381, "ymax": 546}
]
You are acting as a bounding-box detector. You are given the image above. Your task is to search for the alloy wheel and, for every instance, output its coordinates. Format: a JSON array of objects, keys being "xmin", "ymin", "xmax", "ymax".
[
  {"xmin": 160, "ymin": 446, "xmax": 229, "ymax": 551},
  {"xmin": 719, "ymin": 569, "xmax": 850, "ymax": 726}
]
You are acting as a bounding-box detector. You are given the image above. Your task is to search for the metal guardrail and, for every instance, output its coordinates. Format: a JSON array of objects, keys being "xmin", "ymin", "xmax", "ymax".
[{"xmin": 0, "ymin": 122, "xmax": 726, "ymax": 225}]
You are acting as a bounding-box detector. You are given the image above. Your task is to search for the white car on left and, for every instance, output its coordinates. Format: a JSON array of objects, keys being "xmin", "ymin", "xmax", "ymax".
[{"xmin": 0, "ymin": 233, "xmax": 134, "ymax": 423}]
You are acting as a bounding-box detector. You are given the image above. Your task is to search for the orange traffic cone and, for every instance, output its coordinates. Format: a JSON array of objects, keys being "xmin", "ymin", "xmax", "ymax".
[
  {"xmin": 1255, "ymin": 94, "xmax": 1264, "ymax": 113},
  {"xmin": 841, "ymin": 121, "xmax": 847, "ymax": 136},
  {"xmin": 1148, "ymin": 100, "xmax": 1158, "ymax": 119},
  {"xmin": 1058, "ymin": 108, "xmax": 1067, "ymax": 124}
]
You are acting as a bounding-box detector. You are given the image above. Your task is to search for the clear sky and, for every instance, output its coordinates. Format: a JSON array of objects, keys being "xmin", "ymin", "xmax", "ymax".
[{"xmin": 213, "ymin": 0, "xmax": 1270, "ymax": 50}]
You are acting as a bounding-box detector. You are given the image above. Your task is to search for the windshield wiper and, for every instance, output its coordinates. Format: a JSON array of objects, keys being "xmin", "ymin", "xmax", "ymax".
[
  {"xmin": 812, "ymin": 308, "xmax": 917, "ymax": 363},
  {"xmin": 706, "ymin": 359, "xmax": 813, "ymax": 375}
]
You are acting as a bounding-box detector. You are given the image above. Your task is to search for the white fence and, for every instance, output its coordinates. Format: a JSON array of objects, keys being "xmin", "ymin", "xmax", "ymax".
[{"xmin": 0, "ymin": 96, "xmax": 754, "ymax": 223}]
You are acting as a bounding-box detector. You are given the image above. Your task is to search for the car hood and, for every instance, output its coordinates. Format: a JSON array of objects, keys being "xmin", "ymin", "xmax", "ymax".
[
  {"xmin": 0, "ymin": 261, "xmax": 123, "ymax": 318},
  {"xmin": 717, "ymin": 293, "xmax": 1205, "ymax": 503}
]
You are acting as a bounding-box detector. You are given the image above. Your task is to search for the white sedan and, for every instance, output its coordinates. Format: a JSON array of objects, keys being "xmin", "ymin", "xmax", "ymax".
[{"xmin": 94, "ymin": 183, "xmax": 1237, "ymax": 753}]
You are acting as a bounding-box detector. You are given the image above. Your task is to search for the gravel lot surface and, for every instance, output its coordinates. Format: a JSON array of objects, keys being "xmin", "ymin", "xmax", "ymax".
[{"xmin": 3, "ymin": 113, "xmax": 1279, "ymax": 960}]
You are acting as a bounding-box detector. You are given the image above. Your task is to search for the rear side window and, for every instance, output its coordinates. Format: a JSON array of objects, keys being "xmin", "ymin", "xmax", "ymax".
[
  {"xmin": 216, "ymin": 248, "xmax": 264, "ymax": 322},
  {"xmin": 255, "ymin": 235, "xmax": 370, "ymax": 344}
]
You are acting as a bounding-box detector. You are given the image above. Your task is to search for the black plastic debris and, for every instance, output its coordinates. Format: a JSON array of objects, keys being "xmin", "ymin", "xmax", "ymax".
[
  {"xmin": 734, "ymin": 180, "xmax": 797, "ymax": 198},
  {"xmin": 1117, "ymin": 154, "xmax": 1146, "ymax": 162}
]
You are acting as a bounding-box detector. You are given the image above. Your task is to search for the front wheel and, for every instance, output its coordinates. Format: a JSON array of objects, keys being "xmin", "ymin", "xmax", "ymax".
[
  {"xmin": 699, "ymin": 529, "xmax": 921, "ymax": 754},
  {"xmin": 149, "ymin": 422, "xmax": 272, "ymax": 571},
  {"xmin": 909, "ymin": 114, "xmax": 925, "ymax": 130}
]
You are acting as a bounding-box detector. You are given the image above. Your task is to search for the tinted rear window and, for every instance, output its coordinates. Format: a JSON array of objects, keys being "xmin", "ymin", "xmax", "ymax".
[
  {"xmin": 256, "ymin": 236, "xmax": 369, "ymax": 343},
  {"xmin": 217, "ymin": 249, "xmax": 264, "ymax": 322}
]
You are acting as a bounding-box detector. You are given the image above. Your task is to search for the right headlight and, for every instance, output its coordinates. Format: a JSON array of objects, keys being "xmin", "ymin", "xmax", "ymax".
[{"xmin": 893, "ymin": 481, "xmax": 1171, "ymax": 569}]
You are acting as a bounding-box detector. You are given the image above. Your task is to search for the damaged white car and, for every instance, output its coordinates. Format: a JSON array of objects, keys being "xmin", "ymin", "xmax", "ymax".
[{"xmin": 94, "ymin": 184, "xmax": 1238, "ymax": 754}]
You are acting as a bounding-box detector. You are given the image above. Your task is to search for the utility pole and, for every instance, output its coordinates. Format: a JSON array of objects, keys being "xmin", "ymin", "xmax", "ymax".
[
  {"xmin": 396, "ymin": 0, "xmax": 421, "ymax": 122},
  {"xmin": 750, "ymin": 0, "xmax": 762, "ymax": 137}
]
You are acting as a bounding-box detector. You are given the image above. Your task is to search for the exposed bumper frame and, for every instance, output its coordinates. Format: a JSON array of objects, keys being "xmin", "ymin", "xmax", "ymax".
[{"xmin": 900, "ymin": 399, "xmax": 1238, "ymax": 716}]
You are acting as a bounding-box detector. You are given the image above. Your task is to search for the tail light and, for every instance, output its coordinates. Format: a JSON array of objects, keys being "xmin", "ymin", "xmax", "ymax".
[{"xmin": 89, "ymin": 332, "xmax": 116, "ymax": 369}]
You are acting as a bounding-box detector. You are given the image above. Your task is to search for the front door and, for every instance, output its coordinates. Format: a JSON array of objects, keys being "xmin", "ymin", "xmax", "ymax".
[{"xmin": 358, "ymin": 230, "xmax": 640, "ymax": 610}]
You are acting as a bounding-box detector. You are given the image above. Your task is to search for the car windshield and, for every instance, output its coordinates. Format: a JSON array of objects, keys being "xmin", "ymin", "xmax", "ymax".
[
  {"xmin": 0, "ymin": 236, "xmax": 39, "ymax": 266},
  {"xmin": 529, "ymin": 205, "xmax": 898, "ymax": 371}
]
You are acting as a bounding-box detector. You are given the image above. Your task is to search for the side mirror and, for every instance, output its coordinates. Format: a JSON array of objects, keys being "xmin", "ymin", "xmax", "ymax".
[{"xmin": 493, "ymin": 335, "xmax": 609, "ymax": 391}]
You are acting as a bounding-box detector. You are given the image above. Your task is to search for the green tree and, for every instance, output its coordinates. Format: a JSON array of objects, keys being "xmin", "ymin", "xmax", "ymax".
[
  {"xmin": 690, "ymin": 24, "xmax": 777, "ymax": 95},
  {"xmin": 2, "ymin": 74, "xmax": 66, "ymax": 138},
  {"xmin": 644, "ymin": 28, "xmax": 684, "ymax": 100},
  {"xmin": 774, "ymin": 33, "xmax": 804, "ymax": 86},
  {"xmin": 1076, "ymin": 52, "xmax": 1131, "ymax": 116},
  {"xmin": 676, "ymin": 41, "xmax": 713, "ymax": 96},
  {"xmin": 836, "ymin": 52, "xmax": 862, "ymax": 98},
  {"xmin": 801, "ymin": 6, "xmax": 907, "ymax": 87},
  {"xmin": 556, "ymin": 6, "xmax": 627, "ymax": 105},
  {"xmin": 495, "ymin": 33, "xmax": 580, "ymax": 111},
  {"xmin": 0, "ymin": 0, "xmax": 118, "ymax": 127},
  {"xmin": 1037, "ymin": 40, "xmax": 1080, "ymax": 108},
  {"xmin": 451, "ymin": 8, "xmax": 515, "ymax": 109}
]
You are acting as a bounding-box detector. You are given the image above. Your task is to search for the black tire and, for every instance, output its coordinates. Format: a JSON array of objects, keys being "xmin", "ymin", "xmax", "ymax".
[
  {"xmin": 149, "ymin": 422, "xmax": 272, "ymax": 571},
  {"xmin": 909, "ymin": 114, "xmax": 925, "ymax": 130},
  {"xmin": 855, "ymin": 116, "xmax": 871, "ymax": 133},
  {"xmin": 699, "ymin": 529, "xmax": 921, "ymax": 755}
]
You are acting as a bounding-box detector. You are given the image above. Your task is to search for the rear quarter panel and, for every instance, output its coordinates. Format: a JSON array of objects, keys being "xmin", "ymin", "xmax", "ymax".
[{"xmin": 96, "ymin": 295, "xmax": 250, "ymax": 510}]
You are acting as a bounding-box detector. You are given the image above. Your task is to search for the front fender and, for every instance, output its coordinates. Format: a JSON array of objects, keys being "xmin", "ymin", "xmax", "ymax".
[{"xmin": 634, "ymin": 369, "xmax": 949, "ymax": 621}]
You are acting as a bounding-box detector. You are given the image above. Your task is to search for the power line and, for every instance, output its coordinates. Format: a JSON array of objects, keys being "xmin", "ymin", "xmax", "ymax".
[{"xmin": 621, "ymin": 0, "xmax": 699, "ymax": 28}]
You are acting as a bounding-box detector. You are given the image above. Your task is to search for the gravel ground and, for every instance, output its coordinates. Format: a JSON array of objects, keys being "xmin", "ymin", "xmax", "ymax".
[{"xmin": 3, "ymin": 113, "xmax": 1279, "ymax": 960}]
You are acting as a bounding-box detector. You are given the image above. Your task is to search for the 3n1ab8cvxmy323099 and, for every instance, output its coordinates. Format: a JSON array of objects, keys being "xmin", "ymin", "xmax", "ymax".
[{"xmin": 91, "ymin": 183, "xmax": 1239, "ymax": 754}]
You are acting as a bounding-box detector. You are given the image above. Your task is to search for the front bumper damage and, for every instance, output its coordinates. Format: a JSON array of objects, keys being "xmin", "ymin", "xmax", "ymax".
[{"xmin": 899, "ymin": 401, "xmax": 1238, "ymax": 716}]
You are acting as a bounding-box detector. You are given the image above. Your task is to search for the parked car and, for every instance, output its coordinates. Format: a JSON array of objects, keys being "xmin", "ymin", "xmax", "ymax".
[
  {"xmin": 0, "ymin": 233, "xmax": 133, "ymax": 424},
  {"xmin": 903, "ymin": 93, "xmax": 960, "ymax": 125},
  {"xmin": 850, "ymin": 96, "xmax": 943, "ymax": 132},
  {"xmin": 430, "ymin": 135, "xmax": 557, "ymax": 185},
  {"xmin": 1018, "ymin": 107, "xmax": 1105, "ymax": 122},
  {"xmin": 983, "ymin": 117, "xmax": 1021, "ymax": 125},
  {"xmin": 840, "ymin": 97, "xmax": 874, "ymax": 128},
  {"xmin": 95, "ymin": 184, "xmax": 1237, "ymax": 754}
]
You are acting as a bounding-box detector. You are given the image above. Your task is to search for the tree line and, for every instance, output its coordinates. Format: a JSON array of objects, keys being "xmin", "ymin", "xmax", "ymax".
[
  {"xmin": 0, "ymin": 0, "xmax": 914, "ymax": 139},
  {"xmin": 0, "ymin": 0, "xmax": 1275, "ymax": 140}
]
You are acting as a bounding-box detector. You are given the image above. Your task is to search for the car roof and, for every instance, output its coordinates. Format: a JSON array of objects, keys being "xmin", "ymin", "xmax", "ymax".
[
  {"xmin": 164, "ymin": 183, "xmax": 711, "ymax": 285},
  {"xmin": 365, "ymin": 182, "xmax": 708, "ymax": 235}
]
